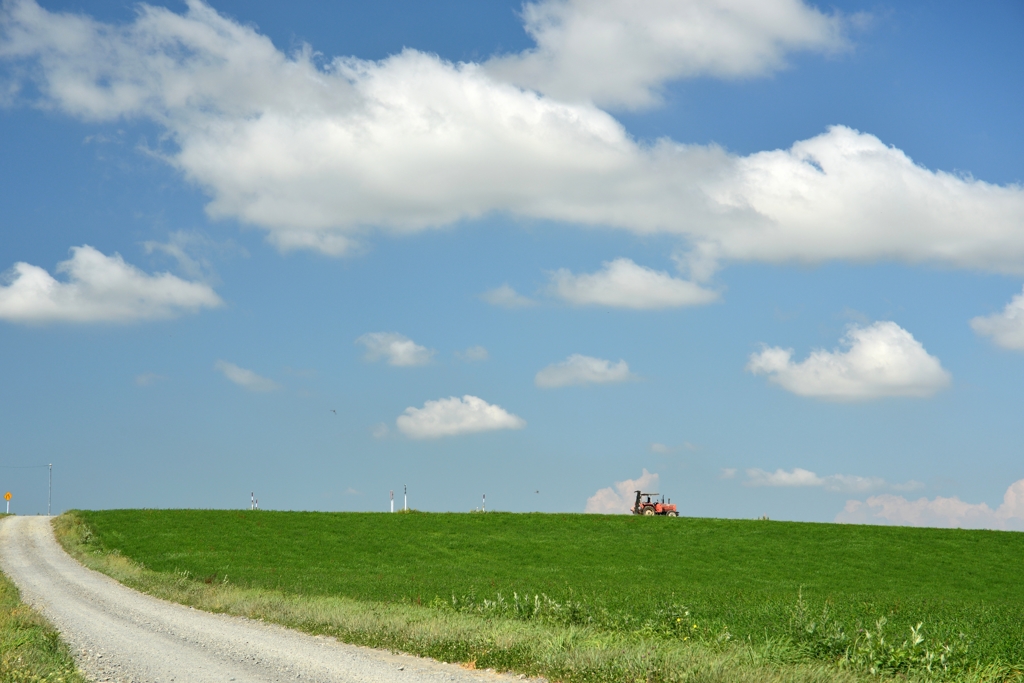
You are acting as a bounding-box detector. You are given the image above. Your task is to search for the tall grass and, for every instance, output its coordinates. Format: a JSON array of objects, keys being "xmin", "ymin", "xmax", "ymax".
[
  {"xmin": 0, "ymin": 518, "xmax": 86, "ymax": 683},
  {"xmin": 57, "ymin": 511, "xmax": 1024, "ymax": 682}
]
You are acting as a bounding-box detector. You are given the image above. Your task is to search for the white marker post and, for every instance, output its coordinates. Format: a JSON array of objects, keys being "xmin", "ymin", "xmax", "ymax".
[
  {"xmin": 251, "ymin": 492, "xmax": 255, "ymax": 510},
  {"xmin": 482, "ymin": 494, "xmax": 486, "ymax": 512},
  {"xmin": 48, "ymin": 464, "xmax": 52, "ymax": 516},
  {"xmin": 404, "ymin": 485, "xmax": 407, "ymax": 512},
  {"xmin": 390, "ymin": 490, "xmax": 394, "ymax": 513},
  {"xmin": 4, "ymin": 492, "xmax": 11, "ymax": 514}
]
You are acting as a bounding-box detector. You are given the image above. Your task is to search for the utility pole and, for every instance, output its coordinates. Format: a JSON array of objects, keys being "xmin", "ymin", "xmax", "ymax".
[
  {"xmin": 404, "ymin": 484, "xmax": 407, "ymax": 512},
  {"xmin": 48, "ymin": 464, "xmax": 52, "ymax": 516}
]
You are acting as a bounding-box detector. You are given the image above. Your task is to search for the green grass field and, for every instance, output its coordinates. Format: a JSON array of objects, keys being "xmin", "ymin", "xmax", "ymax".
[{"xmin": 73, "ymin": 510, "xmax": 1024, "ymax": 680}]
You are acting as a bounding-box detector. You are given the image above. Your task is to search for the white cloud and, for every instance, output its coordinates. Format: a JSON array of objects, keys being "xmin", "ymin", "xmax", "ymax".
[
  {"xmin": 550, "ymin": 259, "xmax": 718, "ymax": 309},
  {"xmin": 396, "ymin": 395, "xmax": 525, "ymax": 439},
  {"xmin": 701, "ymin": 127, "xmax": 1024, "ymax": 275},
  {"xmin": 650, "ymin": 441, "xmax": 698, "ymax": 454},
  {"xmin": 745, "ymin": 468, "xmax": 882, "ymax": 493},
  {"xmin": 836, "ymin": 479, "xmax": 1024, "ymax": 531},
  {"xmin": 487, "ymin": 0, "xmax": 846, "ymax": 109},
  {"xmin": 356, "ymin": 332, "xmax": 434, "ymax": 367},
  {"xmin": 134, "ymin": 372, "xmax": 165, "ymax": 387},
  {"xmin": 745, "ymin": 467, "xmax": 824, "ymax": 487},
  {"xmin": 0, "ymin": 245, "xmax": 222, "ymax": 323},
  {"xmin": 744, "ymin": 467, "xmax": 922, "ymax": 493},
  {"xmin": 481, "ymin": 285, "xmax": 536, "ymax": 309},
  {"xmin": 214, "ymin": 360, "xmax": 279, "ymax": 392},
  {"xmin": 585, "ymin": 468, "xmax": 659, "ymax": 514},
  {"xmin": 971, "ymin": 286, "xmax": 1024, "ymax": 350},
  {"xmin": 4, "ymin": 5, "xmax": 1024, "ymax": 273},
  {"xmin": 142, "ymin": 230, "xmax": 247, "ymax": 282},
  {"xmin": 456, "ymin": 345, "xmax": 489, "ymax": 362},
  {"xmin": 142, "ymin": 231, "xmax": 212, "ymax": 282},
  {"xmin": 535, "ymin": 353, "xmax": 634, "ymax": 388},
  {"xmin": 891, "ymin": 480, "xmax": 927, "ymax": 492},
  {"xmin": 370, "ymin": 422, "xmax": 390, "ymax": 438},
  {"xmin": 747, "ymin": 322, "xmax": 951, "ymax": 400},
  {"xmin": 720, "ymin": 468, "xmax": 737, "ymax": 479}
]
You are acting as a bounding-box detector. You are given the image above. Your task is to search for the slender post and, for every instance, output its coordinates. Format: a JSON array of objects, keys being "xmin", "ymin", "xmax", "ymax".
[
  {"xmin": 48, "ymin": 464, "xmax": 52, "ymax": 516},
  {"xmin": 482, "ymin": 494, "xmax": 486, "ymax": 512},
  {"xmin": 404, "ymin": 484, "xmax": 407, "ymax": 512},
  {"xmin": 390, "ymin": 490, "xmax": 394, "ymax": 513}
]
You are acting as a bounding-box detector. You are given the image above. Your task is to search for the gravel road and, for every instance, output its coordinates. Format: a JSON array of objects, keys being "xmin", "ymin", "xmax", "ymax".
[{"xmin": 0, "ymin": 516, "xmax": 533, "ymax": 683}]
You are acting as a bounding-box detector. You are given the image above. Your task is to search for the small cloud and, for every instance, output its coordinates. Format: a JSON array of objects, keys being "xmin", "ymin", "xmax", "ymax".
[
  {"xmin": 820, "ymin": 474, "xmax": 889, "ymax": 493},
  {"xmin": 343, "ymin": 487, "xmax": 362, "ymax": 496},
  {"xmin": 838, "ymin": 307, "xmax": 870, "ymax": 325},
  {"xmin": 0, "ymin": 245, "xmax": 222, "ymax": 324},
  {"xmin": 743, "ymin": 467, "xmax": 919, "ymax": 494},
  {"xmin": 83, "ymin": 132, "xmax": 119, "ymax": 145},
  {"xmin": 143, "ymin": 230, "xmax": 240, "ymax": 282},
  {"xmin": 549, "ymin": 258, "xmax": 718, "ymax": 309},
  {"xmin": 134, "ymin": 372, "xmax": 166, "ymax": 387},
  {"xmin": 747, "ymin": 322, "xmax": 951, "ymax": 400},
  {"xmin": 481, "ymin": 284, "xmax": 536, "ymax": 309},
  {"xmin": 585, "ymin": 468, "xmax": 659, "ymax": 514},
  {"xmin": 214, "ymin": 360, "xmax": 279, "ymax": 392},
  {"xmin": 836, "ymin": 479, "xmax": 1024, "ymax": 531},
  {"xmin": 971, "ymin": 286, "xmax": 1024, "ymax": 350},
  {"xmin": 456, "ymin": 345, "xmax": 489, "ymax": 362},
  {"xmin": 650, "ymin": 441, "xmax": 698, "ymax": 454},
  {"xmin": 745, "ymin": 467, "xmax": 824, "ymax": 488},
  {"xmin": 535, "ymin": 354, "xmax": 634, "ymax": 388},
  {"xmin": 720, "ymin": 468, "xmax": 737, "ymax": 479},
  {"xmin": 371, "ymin": 422, "xmax": 390, "ymax": 438},
  {"xmin": 396, "ymin": 395, "xmax": 526, "ymax": 439},
  {"xmin": 356, "ymin": 332, "xmax": 434, "ymax": 367}
]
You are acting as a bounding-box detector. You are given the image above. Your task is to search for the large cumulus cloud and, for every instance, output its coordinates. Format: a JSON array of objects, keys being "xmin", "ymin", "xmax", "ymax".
[{"xmin": 3, "ymin": 0, "xmax": 1023, "ymax": 277}]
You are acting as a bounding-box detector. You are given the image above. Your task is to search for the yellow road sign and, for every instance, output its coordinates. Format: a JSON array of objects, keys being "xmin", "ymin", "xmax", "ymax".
[{"xmin": 3, "ymin": 492, "xmax": 10, "ymax": 501}]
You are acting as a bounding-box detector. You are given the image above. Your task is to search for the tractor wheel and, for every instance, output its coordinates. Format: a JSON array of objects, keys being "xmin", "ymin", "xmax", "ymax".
[
  {"xmin": 642, "ymin": 507, "xmax": 656, "ymax": 516},
  {"xmin": 667, "ymin": 511, "xmax": 678, "ymax": 517}
]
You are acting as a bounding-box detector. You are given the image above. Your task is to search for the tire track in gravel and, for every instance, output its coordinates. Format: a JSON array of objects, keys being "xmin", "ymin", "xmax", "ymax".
[{"xmin": 0, "ymin": 516, "xmax": 533, "ymax": 683}]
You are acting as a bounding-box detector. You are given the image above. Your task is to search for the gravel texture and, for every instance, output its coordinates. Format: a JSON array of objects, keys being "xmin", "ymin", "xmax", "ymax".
[{"xmin": 0, "ymin": 516, "xmax": 537, "ymax": 683}]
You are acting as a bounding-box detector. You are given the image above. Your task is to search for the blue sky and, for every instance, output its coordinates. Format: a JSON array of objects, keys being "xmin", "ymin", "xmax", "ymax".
[{"xmin": 1, "ymin": 0, "xmax": 1023, "ymax": 527}]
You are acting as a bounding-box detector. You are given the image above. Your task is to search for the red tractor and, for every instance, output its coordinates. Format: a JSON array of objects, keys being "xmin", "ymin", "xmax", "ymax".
[{"xmin": 631, "ymin": 490, "xmax": 678, "ymax": 516}]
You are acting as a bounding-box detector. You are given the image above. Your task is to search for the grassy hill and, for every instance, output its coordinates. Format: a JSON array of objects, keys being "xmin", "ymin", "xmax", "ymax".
[{"xmin": 71, "ymin": 510, "xmax": 1024, "ymax": 680}]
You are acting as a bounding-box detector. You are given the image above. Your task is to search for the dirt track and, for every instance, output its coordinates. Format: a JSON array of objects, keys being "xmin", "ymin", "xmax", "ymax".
[{"xmin": 0, "ymin": 516, "xmax": 528, "ymax": 683}]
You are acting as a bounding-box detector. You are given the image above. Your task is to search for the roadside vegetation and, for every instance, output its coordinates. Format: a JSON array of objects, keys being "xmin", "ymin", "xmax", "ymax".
[
  {"xmin": 0, "ymin": 517, "xmax": 86, "ymax": 683},
  {"xmin": 56, "ymin": 510, "xmax": 1024, "ymax": 683}
]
